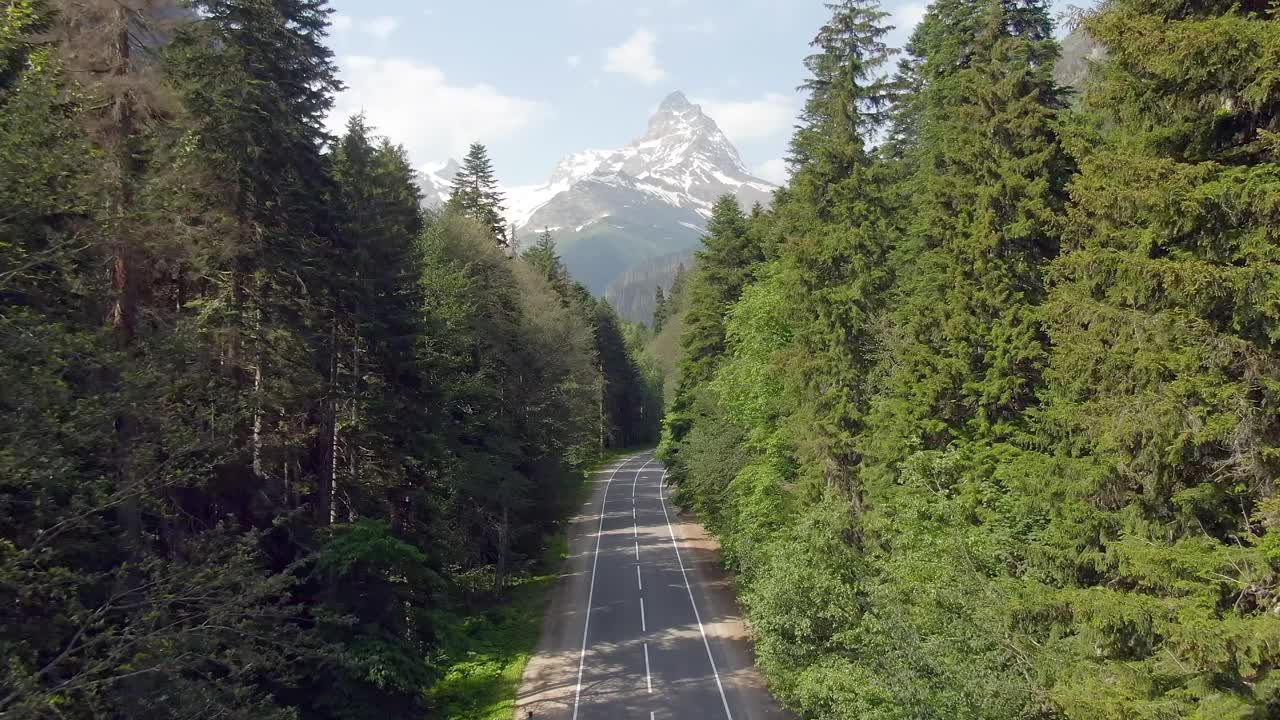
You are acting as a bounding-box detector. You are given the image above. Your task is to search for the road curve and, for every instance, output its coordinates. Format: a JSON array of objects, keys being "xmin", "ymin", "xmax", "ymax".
[{"xmin": 515, "ymin": 452, "xmax": 792, "ymax": 720}]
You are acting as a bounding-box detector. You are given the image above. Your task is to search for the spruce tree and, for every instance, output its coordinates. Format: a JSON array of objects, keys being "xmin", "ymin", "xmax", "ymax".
[
  {"xmin": 773, "ymin": 0, "xmax": 899, "ymax": 490},
  {"xmin": 788, "ymin": 0, "xmax": 897, "ymax": 219},
  {"xmin": 664, "ymin": 195, "xmax": 762, "ymax": 462},
  {"xmin": 522, "ymin": 227, "xmax": 568, "ymax": 291},
  {"xmin": 652, "ymin": 284, "xmax": 667, "ymax": 333},
  {"xmin": 448, "ymin": 142, "xmax": 508, "ymax": 246},
  {"xmin": 678, "ymin": 195, "xmax": 757, "ymax": 386},
  {"xmin": 864, "ymin": 0, "xmax": 1068, "ymax": 468},
  {"xmin": 329, "ymin": 115, "xmax": 429, "ymax": 526},
  {"xmin": 169, "ymin": 0, "xmax": 342, "ymax": 505},
  {"xmin": 1035, "ymin": 0, "xmax": 1280, "ymax": 713}
]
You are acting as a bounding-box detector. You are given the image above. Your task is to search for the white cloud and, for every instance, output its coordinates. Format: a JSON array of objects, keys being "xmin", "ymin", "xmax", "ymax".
[
  {"xmin": 888, "ymin": 1, "xmax": 928, "ymax": 44},
  {"xmin": 604, "ymin": 29, "xmax": 666, "ymax": 85},
  {"xmin": 566, "ymin": 55, "xmax": 582, "ymax": 67},
  {"xmin": 330, "ymin": 14, "xmax": 400, "ymax": 39},
  {"xmin": 693, "ymin": 92, "xmax": 797, "ymax": 143},
  {"xmin": 755, "ymin": 157, "xmax": 790, "ymax": 185},
  {"xmin": 362, "ymin": 16, "xmax": 399, "ymax": 39},
  {"xmin": 329, "ymin": 56, "xmax": 546, "ymax": 168},
  {"xmin": 676, "ymin": 18, "xmax": 716, "ymax": 34}
]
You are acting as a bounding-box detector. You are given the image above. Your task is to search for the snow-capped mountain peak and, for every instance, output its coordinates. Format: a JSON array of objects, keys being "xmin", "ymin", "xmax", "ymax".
[
  {"xmin": 508, "ymin": 90, "xmax": 774, "ymax": 234},
  {"xmin": 417, "ymin": 90, "xmax": 780, "ymax": 294}
]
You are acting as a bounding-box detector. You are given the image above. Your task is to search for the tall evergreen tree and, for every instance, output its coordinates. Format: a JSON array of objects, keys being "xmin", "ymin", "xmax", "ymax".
[
  {"xmin": 652, "ymin": 284, "xmax": 667, "ymax": 333},
  {"xmin": 864, "ymin": 0, "xmax": 1069, "ymax": 469},
  {"xmin": 663, "ymin": 195, "xmax": 762, "ymax": 465},
  {"xmin": 771, "ymin": 0, "xmax": 900, "ymax": 491},
  {"xmin": 1033, "ymin": 0, "xmax": 1280, "ymax": 713},
  {"xmin": 788, "ymin": 0, "xmax": 897, "ymax": 219},
  {"xmin": 448, "ymin": 142, "xmax": 508, "ymax": 246},
  {"xmin": 522, "ymin": 227, "xmax": 568, "ymax": 292},
  {"xmin": 168, "ymin": 0, "xmax": 343, "ymax": 514}
]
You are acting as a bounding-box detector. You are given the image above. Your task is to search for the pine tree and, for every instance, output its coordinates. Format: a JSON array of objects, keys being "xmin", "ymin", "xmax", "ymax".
[{"xmin": 448, "ymin": 142, "xmax": 508, "ymax": 246}]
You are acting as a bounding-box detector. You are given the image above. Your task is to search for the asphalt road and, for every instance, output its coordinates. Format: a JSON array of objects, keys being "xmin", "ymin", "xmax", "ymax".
[{"xmin": 515, "ymin": 452, "xmax": 792, "ymax": 720}]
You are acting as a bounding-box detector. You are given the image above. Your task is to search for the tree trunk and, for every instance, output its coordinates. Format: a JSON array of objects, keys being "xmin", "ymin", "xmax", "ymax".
[
  {"xmin": 105, "ymin": 4, "xmax": 143, "ymax": 556},
  {"xmin": 323, "ymin": 314, "xmax": 338, "ymax": 524},
  {"xmin": 349, "ymin": 323, "xmax": 359, "ymax": 498},
  {"xmin": 494, "ymin": 503, "xmax": 508, "ymax": 594}
]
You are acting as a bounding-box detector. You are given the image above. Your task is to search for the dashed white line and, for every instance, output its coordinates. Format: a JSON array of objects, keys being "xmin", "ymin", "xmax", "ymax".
[
  {"xmin": 636, "ymin": 565, "xmax": 642, "ymax": 590},
  {"xmin": 644, "ymin": 642, "xmax": 652, "ymax": 694},
  {"xmin": 634, "ymin": 541, "xmax": 639, "ymax": 560},
  {"xmin": 660, "ymin": 469, "xmax": 735, "ymax": 720},
  {"xmin": 640, "ymin": 596, "xmax": 647, "ymax": 632},
  {"xmin": 571, "ymin": 457, "xmax": 633, "ymax": 720}
]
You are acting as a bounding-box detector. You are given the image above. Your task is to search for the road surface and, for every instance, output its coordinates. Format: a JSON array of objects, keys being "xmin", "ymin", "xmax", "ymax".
[{"xmin": 515, "ymin": 452, "xmax": 792, "ymax": 720}]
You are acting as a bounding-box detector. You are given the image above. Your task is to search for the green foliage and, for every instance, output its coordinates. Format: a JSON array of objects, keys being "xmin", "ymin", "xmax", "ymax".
[
  {"xmin": 663, "ymin": 195, "xmax": 764, "ymax": 471},
  {"xmin": 428, "ymin": 574, "xmax": 553, "ymax": 720},
  {"xmin": 663, "ymin": 1, "xmax": 1280, "ymax": 719},
  {"xmin": 0, "ymin": 3, "xmax": 656, "ymax": 719},
  {"xmin": 449, "ymin": 142, "xmax": 508, "ymax": 246}
]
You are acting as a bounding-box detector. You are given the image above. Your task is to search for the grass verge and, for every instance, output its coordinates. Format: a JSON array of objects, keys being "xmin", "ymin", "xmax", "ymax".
[{"xmin": 426, "ymin": 449, "xmax": 643, "ymax": 719}]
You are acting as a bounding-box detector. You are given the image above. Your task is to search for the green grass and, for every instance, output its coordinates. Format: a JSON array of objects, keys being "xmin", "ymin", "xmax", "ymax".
[
  {"xmin": 428, "ymin": 571, "xmax": 559, "ymax": 720},
  {"xmin": 426, "ymin": 450, "xmax": 644, "ymax": 719}
]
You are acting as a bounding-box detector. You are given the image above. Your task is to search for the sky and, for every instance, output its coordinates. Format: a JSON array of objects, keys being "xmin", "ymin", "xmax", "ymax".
[{"xmin": 324, "ymin": 0, "xmax": 1081, "ymax": 187}]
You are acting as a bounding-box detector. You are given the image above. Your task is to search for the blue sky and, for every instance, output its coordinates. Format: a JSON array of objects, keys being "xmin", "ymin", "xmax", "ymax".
[{"xmin": 324, "ymin": 0, "xmax": 1082, "ymax": 187}]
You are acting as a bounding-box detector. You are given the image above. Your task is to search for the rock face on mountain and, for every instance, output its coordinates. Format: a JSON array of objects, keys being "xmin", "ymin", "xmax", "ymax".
[
  {"xmin": 509, "ymin": 91, "xmax": 776, "ymax": 293},
  {"xmin": 604, "ymin": 249, "xmax": 696, "ymax": 324}
]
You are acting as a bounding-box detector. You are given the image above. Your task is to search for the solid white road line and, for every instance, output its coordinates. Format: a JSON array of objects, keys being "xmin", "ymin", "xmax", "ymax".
[
  {"xmin": 659, "ymin": 469, "xmax": 735, "ymax": 720},
  {"xmin": 572, "ymin": 455, "xmax": 635, "ymax": 720},
  {"xmin": 640, "ymin": 596, "xmax": 647, "ymax": 632}
]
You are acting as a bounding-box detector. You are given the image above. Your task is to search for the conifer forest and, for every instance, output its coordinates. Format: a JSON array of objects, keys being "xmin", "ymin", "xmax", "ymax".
[{"xmin": 2, "ymin": 0, "xmax": 1279, "ymax": 719}]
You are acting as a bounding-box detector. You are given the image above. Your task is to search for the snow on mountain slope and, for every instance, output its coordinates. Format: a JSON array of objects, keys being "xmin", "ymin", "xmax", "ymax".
[
  {"xmin": 415, "ymin": 159, "xmax": 460, "ymax": 208},
  {"xmin": 504, "ymin": 149, "xmax": 613, "ymax": 229}
]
